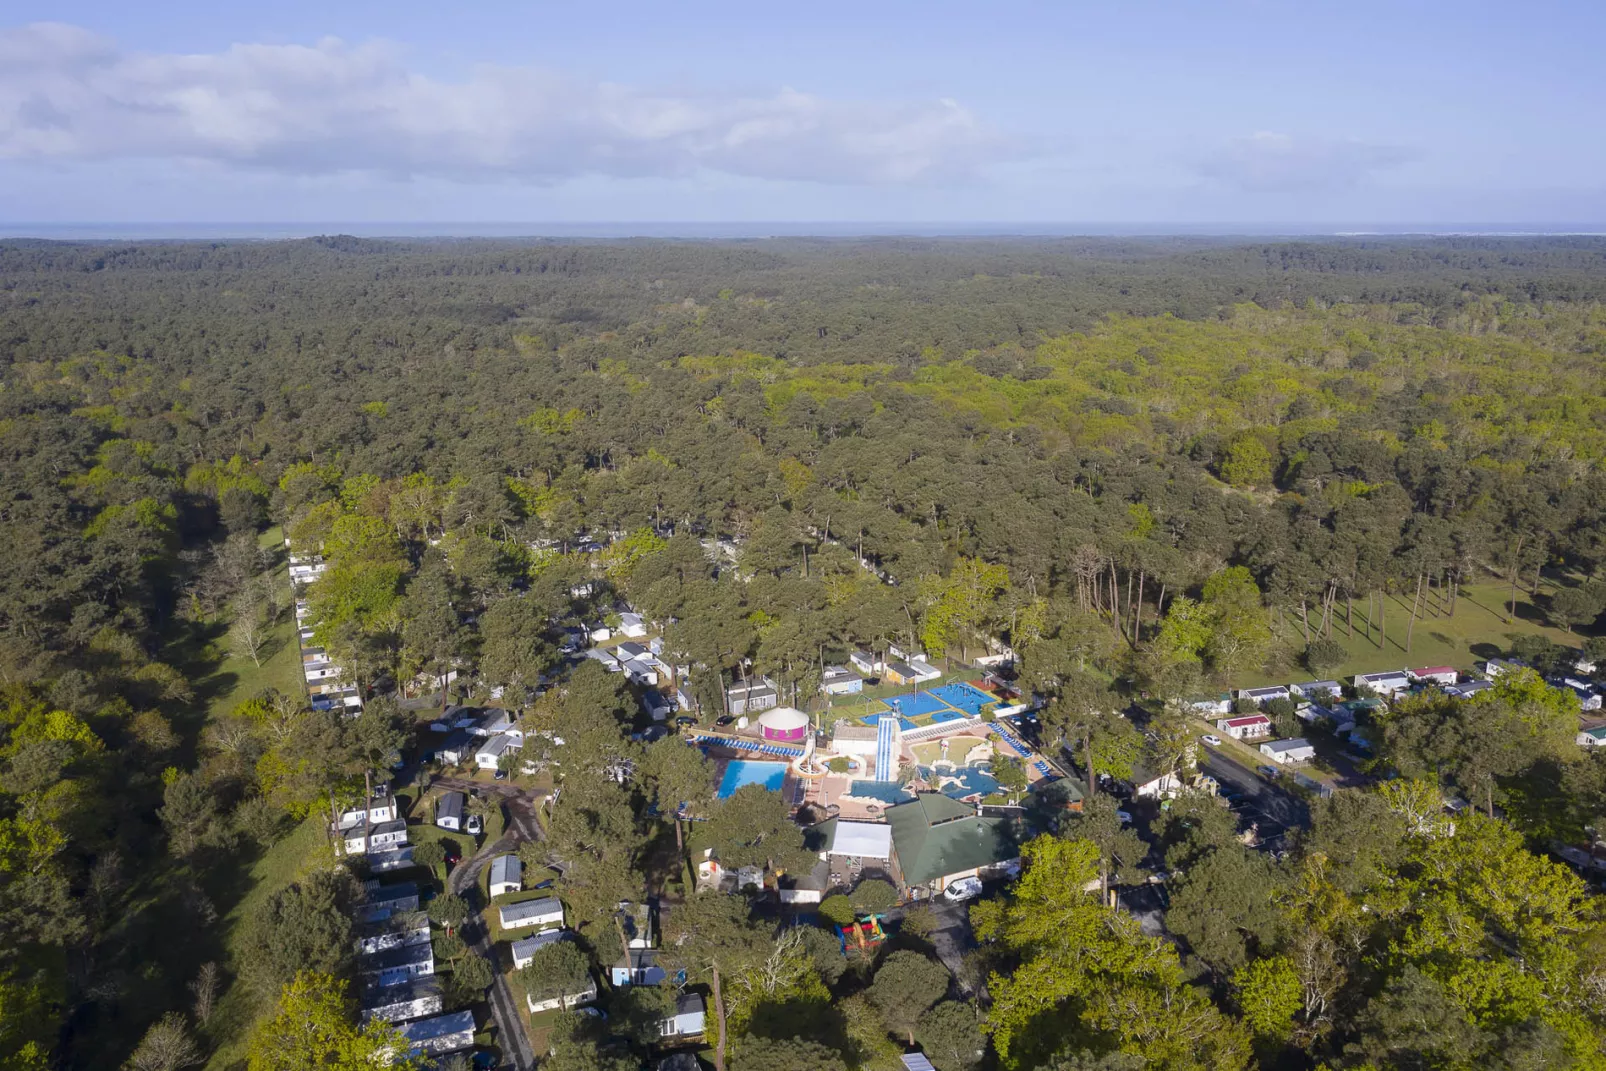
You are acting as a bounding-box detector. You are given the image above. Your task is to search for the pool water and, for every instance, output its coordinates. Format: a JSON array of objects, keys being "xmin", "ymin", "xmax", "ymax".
[{"xmin": 718, "ymin": 760, "xmax": 789, "ymax": 798}]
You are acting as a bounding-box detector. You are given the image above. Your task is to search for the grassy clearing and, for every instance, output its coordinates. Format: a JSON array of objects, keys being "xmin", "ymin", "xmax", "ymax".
[
  {"xmin": 202, "ymin": 526, "xmax": 304, "ymax": 723},
  {"xmin": 1240, "ymin": 578, "xmax": 1586, "ymax": 688},
  {"xmin": 201, "ymin": 818, "xmax": 335, "ymax": 1071}
]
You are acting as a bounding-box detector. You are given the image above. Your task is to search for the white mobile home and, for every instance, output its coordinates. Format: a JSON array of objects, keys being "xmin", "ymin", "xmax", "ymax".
[
  {"xmin": 498, "ymin": 897, "xmax": 563, "ymax": 932},
  {"xmin": 1290, "ymin": 680, "xmax": 1342, "ymax": 700},
  {"xmin": 1353, "ymin": 671, "xmax": 1411, "ymax": 697},
  {"xmin": 1236, "ymin": 685, "xmax": 1291, "ymax": 705},
  {"xmin": 1259, "ymin": 738, "xmax": 1317, "ymax": 765},
  {"xmin": 488, "ymin": 854, "xmax": 522, "ymax": 897},
  {"xmin": 395, "ymin": 1010, "xmax": 475, "ymax": 1059}
]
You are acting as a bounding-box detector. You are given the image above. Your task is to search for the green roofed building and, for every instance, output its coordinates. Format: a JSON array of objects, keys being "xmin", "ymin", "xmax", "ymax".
[{"xmin": 885, "ymin": 792, "xmax": 1020, "ymax": 898}]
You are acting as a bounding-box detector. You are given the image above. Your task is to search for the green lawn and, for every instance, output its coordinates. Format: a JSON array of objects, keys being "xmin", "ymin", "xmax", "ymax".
[
  {"xmin": 202, "ymin": 818, "xmax": 336, "ymax": 1071},
  {"xmin": 202, "ymin": 526, "xmax": 304, "ymax": 723},
  {"xmin": 1238, "ymin": 578, "xmax": 1587, "ymax": 688}
]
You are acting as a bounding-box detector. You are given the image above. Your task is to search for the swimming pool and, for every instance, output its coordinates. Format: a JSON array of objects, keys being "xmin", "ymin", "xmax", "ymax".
[{"xmin": 717, "ymin": 759, "xmax": 789, "ymax": 799}]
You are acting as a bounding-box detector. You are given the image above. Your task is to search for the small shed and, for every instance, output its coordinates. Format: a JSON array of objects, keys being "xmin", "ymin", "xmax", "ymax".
[
  {"xmin": 435, "ymin": 791, "xmax": 465, "ymax": 831},
  {"xmin": 489, "ymin": 854, "xmax": 523, "ymax": 897},
  {"xmin": 660, "ymin": 992, "xmax": 706, "ymax": 1038}
]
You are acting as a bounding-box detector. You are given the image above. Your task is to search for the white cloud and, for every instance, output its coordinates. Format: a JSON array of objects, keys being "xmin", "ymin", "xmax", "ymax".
[
  {"xmin": 0, "ymin": 23, "xmax": 1009, "ymax": 186},
  {"xmin": 1197, "ymin": 131, "xmax": 1414, "ymax": 192}
]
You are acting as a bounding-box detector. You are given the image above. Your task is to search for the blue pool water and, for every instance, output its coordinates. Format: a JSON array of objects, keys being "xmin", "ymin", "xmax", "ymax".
[{"xmin": 718, "ymin": 760, "xmax": 789, "ymax": 798}]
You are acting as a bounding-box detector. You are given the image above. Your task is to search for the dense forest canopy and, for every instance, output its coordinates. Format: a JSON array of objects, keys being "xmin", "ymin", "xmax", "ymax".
[{"xmin": 4, "ymin": 235, "xmax": 1606, "ymax": 1071}]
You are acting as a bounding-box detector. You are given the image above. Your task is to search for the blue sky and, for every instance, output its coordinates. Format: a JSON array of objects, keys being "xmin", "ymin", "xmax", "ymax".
[{"xmin": 2, "ymin": 0, "xmax": 1603, "ymax": 226}]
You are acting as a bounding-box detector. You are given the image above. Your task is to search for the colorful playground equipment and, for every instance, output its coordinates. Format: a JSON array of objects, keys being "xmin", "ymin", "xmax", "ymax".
[{"xmin": 836, "ymin": 914, "xmax": 887, "ymax": 956}]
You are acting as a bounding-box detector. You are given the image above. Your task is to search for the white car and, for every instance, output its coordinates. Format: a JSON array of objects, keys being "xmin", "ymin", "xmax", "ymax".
[
  {"xmin": 465, "ymin": 814, "xmax": 483, "ymax": 836},
  {"xmin": 1201, "ymin": 734, "xmax": 1222, "ymax": 747},
  {"xmin": 942, "ymin": 877, "xmax": 983, "ymax": 903}
]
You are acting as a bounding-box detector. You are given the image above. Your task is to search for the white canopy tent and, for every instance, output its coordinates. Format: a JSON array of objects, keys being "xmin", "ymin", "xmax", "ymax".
[{"xmin": 830, "ymin": 821, "xmax": 893, "ymax": 860}]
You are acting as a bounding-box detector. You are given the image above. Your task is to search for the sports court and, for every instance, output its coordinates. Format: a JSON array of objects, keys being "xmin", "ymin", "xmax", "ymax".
[{"xmin": 859, "ymin": 679, "xmax": 999, "ymax": 729}]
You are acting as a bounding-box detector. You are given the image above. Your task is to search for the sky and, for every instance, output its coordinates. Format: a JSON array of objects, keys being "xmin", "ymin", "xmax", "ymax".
[{"xmin": 2, "ymin": 0, "xmax": 1604, "ymax": 229}]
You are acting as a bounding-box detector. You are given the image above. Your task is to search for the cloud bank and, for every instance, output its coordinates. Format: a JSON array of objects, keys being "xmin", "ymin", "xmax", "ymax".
[
  {"xmin": 0, "ymin": 23, "xmax": 1006, "ymax": 185},
  {"xmin": 1198, "ymin": 131, "xmax": 1414, "ymax": 192}
]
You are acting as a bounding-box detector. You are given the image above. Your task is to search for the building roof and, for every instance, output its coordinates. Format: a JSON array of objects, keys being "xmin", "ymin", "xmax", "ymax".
[
  {"xmin": 1223, "ymin": 714, "xmax": 1271, "ymax": 727},
  {"xmin": 360, "ymin": 974, "xmax": 442, "ymax": 1015},
  {"xmin": 1293, "ymin": 680, "xmax": 1341, "ymax": 691},
  {"xmin": 1358, "ymin": 670, "xmax": 1410, "ymax": 681},
  {"xmin": 511, "ymin": 928, "xmax": 571, "ymax": 961},
  {"xmin": 830, "ymin": 820, "xmax": 894, "ymax": 860},
  {"xmin": 1262, "ymin": 738, "xmax": 1314, "ymax": 754},
  {"xmin": 500, "ymin": 897, "xmax": 563, "ymax": 925},
  {"xmin": 1241, "ymin": 685, "xmax": 1288, "ymax": 695},
  {"xmin": 902, "ymin": 1055, "xmax": 940, "ymax": 1071},
  {"xmin": 756, "ymin": 706, "xmax": 809, "ymax": 731},
  {"xmin": 489, "ymin": 854, "xmax": 522, "ymax": 887},
  {"xmin": 832, "ymin": 723, "xmax": 879, "ymax": 741},
  {"xmin": 477, "ymin": 734, "xmax": 517, "ymax": 758},
  {"xmin": 399, "ymin": 1010, "xmax": 474, "ymax": 1045},
  {"xmin": 886, "ymin": 661, "xmax": 920, "ymax": 678},
  {"xmin": 368, "ymin": 882, "xmax": 419, "ymax": 904},
  {"xmin": 614, "ymin": 949, "xmax": 659, "ymax": 969},
  {"xmin": 436, "ymin": 791, "xmax": 464, "ymax": 820},
  {"xmin": 1413, "ymin": 666, "xmax": 1457, "ymax": 676},
  {"xmin": 675, "ymin": 992, "xmax": 705, "ymax": 1017},
  {"xmin": 361, "ymin": 941, "xmax": 433, "ymax": 973},
  {"xmin": 886, "ymin": 793, "xmax": 1015, "ymax": 888}
]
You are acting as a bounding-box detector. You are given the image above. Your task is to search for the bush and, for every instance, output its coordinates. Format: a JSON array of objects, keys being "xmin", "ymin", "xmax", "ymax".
[
  {"xmin": 848, "ymin": 878, "xmax": 898, "ymax": 915},
  {"xmin": 818, "ymin": 894, "xmax": 855, "ymax": 927},
  {"xmin": 1304, "ymin": 638, "xmax": 1347, "ymax": 676}
]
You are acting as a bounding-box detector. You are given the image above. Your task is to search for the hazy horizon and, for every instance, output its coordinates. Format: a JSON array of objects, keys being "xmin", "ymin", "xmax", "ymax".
[{"xmin": 6, "ymin": 221, "xmax": 1606, "ymax": 243}]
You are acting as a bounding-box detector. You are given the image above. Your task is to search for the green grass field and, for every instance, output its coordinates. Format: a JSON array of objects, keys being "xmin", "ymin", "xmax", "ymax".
[
  {"xmin": 202, "ymin": 526, "xmax": 304, "ymax": 723},
  {"xmin": 201, "ymin": 818, "xmax": 334, "ymax": 1071},
  {"xmin": 1238, "ymin": 577, "xmax": 1587, "ymax": 688}
]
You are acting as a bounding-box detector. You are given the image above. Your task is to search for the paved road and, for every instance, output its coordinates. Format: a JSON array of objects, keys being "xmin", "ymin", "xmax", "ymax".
[
  {"xmin": 1199, "ymin": 748, "xmax": 1309, "ymax": 832},
  {"xmin": 443, "ymin": 789, "xmax": 544, "ymax": 1071}
]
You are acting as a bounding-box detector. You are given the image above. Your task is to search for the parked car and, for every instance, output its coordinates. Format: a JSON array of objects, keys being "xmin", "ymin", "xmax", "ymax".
[
  {"xmin": 715, "ymin": 716, "xmax": 735, "ymax": 727},
  {"xmin": 675, "ymin": 715, "xmax": 697, "ymax": 728},
  {"xmin": 943, "ymin": 877, "xmax": 984, "ymax": 903},
  {"xmin": 1257, "ymin": 765, "xmax": 1281, "ymax": 780},
  {"xmin": 493, "ymin": 769, "xmax": 507, "ymax": 781},
  {"xmin": 465, "ymin": 814, "xmax": 483, "ymax": 836},
  {"xmin": 1201, "ymin": 734, "xmax": 1222, "ymax": 746}
]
